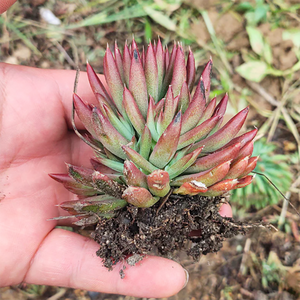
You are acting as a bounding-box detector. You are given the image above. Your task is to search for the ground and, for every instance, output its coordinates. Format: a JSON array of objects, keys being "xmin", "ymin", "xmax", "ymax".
[{"xmin": 0, "ymin": 0, "xmax": 300, "ymax": 299}]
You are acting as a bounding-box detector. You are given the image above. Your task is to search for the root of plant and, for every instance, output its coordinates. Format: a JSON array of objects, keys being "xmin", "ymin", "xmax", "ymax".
[{"xmin": 94, "ymin": 195, "xmax": 272, "ymax": 271}]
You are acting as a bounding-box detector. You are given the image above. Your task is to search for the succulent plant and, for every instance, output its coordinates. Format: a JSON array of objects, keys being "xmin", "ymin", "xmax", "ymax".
[
  {"xmin": 50, "ymin": 39, "xmax": 258, "ymax": 225},
  {"xmin": 231, "ymin": 138, "xmax": 293, "ymax": 209},
  {"xmin": 48, "ymin": 39, "xmax": 262, "ymax": 269}
]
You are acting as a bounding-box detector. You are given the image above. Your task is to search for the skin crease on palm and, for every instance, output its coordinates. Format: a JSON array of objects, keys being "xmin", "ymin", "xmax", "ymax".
[{"xmin": 0, "ymin": 1, "xmax": 233, "ymax": 297}]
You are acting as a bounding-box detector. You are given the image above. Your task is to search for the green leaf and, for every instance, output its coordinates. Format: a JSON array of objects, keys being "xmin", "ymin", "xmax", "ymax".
[
  {"xmin": 235, "ymin": 2, "xmax": 254, "ymax": 12},
  {"xmin": 236, "ymin": 61, "xmax": 268, "ymax": 82},
  {"xmin": 144, "ymin": 18, "xmax": 152, "ymax": 41},
  {"xmin": 74, "ymin": 5, "xmax": 147, "ymax": 27},
  {"xmin": 254, "ymin": 5, "xmax": 268, "ymax": 22},
  {"xmin": 263, "ymin": 39, "xmax": 273, "ymax": 64},
  {"xmin": 0, "ymin": 17, "xmax": 41, "ymax": 56},
  {"xmin": 283, "ymin": 29, "xmax": 300, "ymax": 48},
  {"xmin": 246, "ymin": 26, "xmax": 264, "ymax": 56},
  {"xmin": 143, "ymin": 6, "xmax": 176, "ymax": 31}
]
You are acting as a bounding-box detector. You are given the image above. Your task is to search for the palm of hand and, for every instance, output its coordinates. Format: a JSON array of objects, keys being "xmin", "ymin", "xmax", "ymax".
[{"xmin": 0, "ymin": 64, "xmax": 186, "ymax": 297}]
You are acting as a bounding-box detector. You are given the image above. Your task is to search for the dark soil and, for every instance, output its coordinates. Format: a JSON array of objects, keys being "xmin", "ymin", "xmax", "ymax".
[{"xmin": 94, "ymin": 195, "xmax": 248, "ymax": 271}]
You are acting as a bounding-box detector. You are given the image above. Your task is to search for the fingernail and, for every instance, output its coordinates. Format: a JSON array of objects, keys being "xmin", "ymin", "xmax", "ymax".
[{"xmin": 181, "ymin": 268, "xmax": 189, "ymax": 290}]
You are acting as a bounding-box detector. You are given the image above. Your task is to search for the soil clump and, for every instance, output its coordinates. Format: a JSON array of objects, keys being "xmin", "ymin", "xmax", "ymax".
[{"xmin": 94, "ymin": 195, "xmax": 248, "ymax": 270}]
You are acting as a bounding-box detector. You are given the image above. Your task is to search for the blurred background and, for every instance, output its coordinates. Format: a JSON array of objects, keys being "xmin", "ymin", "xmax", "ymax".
[{"xmin": 0, "ymin": 0, "xmax": 300, "ymax": 299}]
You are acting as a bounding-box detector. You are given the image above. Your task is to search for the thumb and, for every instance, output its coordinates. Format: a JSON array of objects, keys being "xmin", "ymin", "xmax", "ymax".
[{"xmin": 0, "ymin": 0, "xmax": 17, "ymax": 14}]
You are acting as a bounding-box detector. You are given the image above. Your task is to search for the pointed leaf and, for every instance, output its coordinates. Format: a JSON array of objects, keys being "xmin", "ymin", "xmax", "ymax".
[
  {"xmin": 192, "ymin": 76, "xmax": 206, "ymax": 103},
  {"xmin": 114, "ymin": 41, "xmax": 125, "ymax": 82},
  {"xmin": 122, "ymin": 186, "xmax": 160, "ymax": 208},
  {"xmin": 186, "ymin": 142, "xmax": 241, "ymax": 173},
  {"xmin": 49, "ymin": 173, "xmax": 97, "ymax": 197},
  {"xmin": 86, "ymin": 63, "xmax": 112, "ymax": 105},
  {"xmin": 92, "ymin": 107, "xmax": 129, "ymax": 159},
  {"xmin": 73, "ymin": 93, "xmax": 95, "ymax": 136},
  {"xmin": 190, "ymin": 107, "xmax": 249, "ymax": 152},
  {"xmin": 123, "ymin": 86, "xmax": 146, "ymax": 135},
  {"xmin": 102, "ymin": 103, "xmax": 133, "ymax": 140},
  {"xmin": 197, "ymin": 97, "xmax": 216, "ymax": 124},
  {"xmin": 160, "ymin": 85, "xmax": 175, "ymax": 133},
  {"xmin": 161, "ymin": 42, "xmax": 177, "ymax": 96},
  {"xmin": 178, "ymin": 115, "xmax": 221, "ymax": 150},
  {"xmin": 235, "ymin": 175, "xmax": 253, "ymax": 189},
  {"xmin": 67, "ymin": 164, "xmax": 94, "ymax": 187},
  {"xmin": 164, "ymin": 46, "xmax": 170, "ymax": 71},
  {"xmin": 234, "ymin": 141, "xmax": 254, "ymax": 162},
  {"xmin": 206, "ymin": 116, "xmax": 223, "ymax": 136},
  {"xmin": 178, "ymin": 81, "xmax": 190, "ymax": 113},
  {"xmin": 123, "ymin": 42, "xmax": 131, "ymax": 86},
  {"xmin": 186, "ymin": 48, "xmax": 195, "ymax": 93},
  {"xmin": 171, "ymin": 160, "xmax": 231, "ymax": 187},
  {"xmin": 225, "ymin": 156, "xmax": 249, "ymax": 179},
  {"xmin": 141, "ymin": 46, "xmax": 145, "ymax": 69},
  {"xmin": 213, "ymin": 93, "xmax": 228, "ymax": 117},
  {"xmin": 131, "ymin": 38, "xmax": 138, "ymax": 54},
  {"xmin": 92, "ymin": 171, "xmax": 125, "ymax": 198},
  {"xmin": 146, "ymin": 95, "xmax": 159, "ymax": 142},
  {"xmin": 122, "ymin": 145, "xmax": 157, "ymax": 173},
  {"xmin": 168, "ymin": 144, "xmax": 193, "ymax": 165},
  {"xmin": 154, "ymin": 98, "xmax": 165, "ymax": 115},
  {"xmin": 90, "ymin": 158, "xmax": 119, "ymax": 174},
  {"xmin": 59, "ymin": 195, "xmax": 127, "ymax": 215},
  {"xmin": 201, "ymin": 178, "xmax": 238, "ymax": 197},
  {"xmin": 156, "ymin": 38, "xmax": 165, "ymax": 97},
  {"xmin": 170, "ymin": 45, "xmax": 186, "ymax": 96},
  {"xmin": 129, "ymin": 48, "xmax": 148, "ymax": 118},
  {"xmin": 201, "ymin": 58, "xmax": 213, "ymax": 100},
  {"xmin": 139, "ymin": 125, "xmax": 152, "ymax": 159},
  {"xmin": 145, "ymin": 41, "xmax": 159, "ymax": 101},
  {"xmin": 95, "ymin": 93, "xmax": 114, "ymax": 116},
  {"xmin": 123, "ymin": 160, "xmax": 148, "ymax": 188},
  {"xmin": 238, "ymin": 156, "xmax": 259, "ymax": 178},
  {"xmin": 222, "ymin": 128, "xmax": 258, "ymax": 149},
  {"xmin": 103, "ymin": 46, "xmax": 124, "ymax": 114},
  {"xmin": 147, "ymin": 170, "xmax": 170, "ymax": 197},
  {"xmin": 95, "ymin": 155, "xmax": 124, "ymax": 173},
  {"xmin": 167, "ymin": 146, "xmax": 204, "ymax": 179},
  {"xmin": 103, "ymin": 147, "xmax": 122, "ymax": 162},
  {"xmin": 181, "ymin": 83, "xmax": 206, "ymax": 134},
  {"xmin": 173, "ymin": 181, "xmax": 208, "ymax": 195},
  {"xmin": 149, "ymin": 111, "xmax": 182, "ymax": 168}
]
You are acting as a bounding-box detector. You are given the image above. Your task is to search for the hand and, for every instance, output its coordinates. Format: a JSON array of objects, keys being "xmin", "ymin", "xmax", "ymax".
[
  {"xmin": 0, "ymin": 64, "xmax": 189, "ymax": 297},
  {"xmin": 0, "ymin": 63, "xmax": 232, "ymax": 297}
]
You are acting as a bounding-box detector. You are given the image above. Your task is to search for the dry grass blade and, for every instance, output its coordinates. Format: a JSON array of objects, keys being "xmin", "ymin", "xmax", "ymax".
[
  {"xmin": 278, "ymin": 176, "xmax": 300, "ymax": 229},
  {"xmin": 200, "ymin": 10, "xmax": 233, "ymax": 74},
  {"xmin": 0, "ymin": 16, "xmax": 41, "ymax": 55}
]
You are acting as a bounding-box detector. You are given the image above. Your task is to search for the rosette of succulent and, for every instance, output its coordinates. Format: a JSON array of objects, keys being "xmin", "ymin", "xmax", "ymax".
[{"xmin": 50, "ymin": 39, "xmax": 258, "ymax": 269}]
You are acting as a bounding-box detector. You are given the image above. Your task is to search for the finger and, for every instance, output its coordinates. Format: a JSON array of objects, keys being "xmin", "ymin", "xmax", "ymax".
[
  {"xmin": 0, "ymin": 0, "xmax": 17, "ymax": 13},
  {"xmin": 0, "ymin": 63, "xmax": 106, "ymax": 130},
  {"xmin": 24, "ymin": 229, "xmax": 187, "ymax": 298},
  {"xmin": 219, "ymin": 203, "xmax": 232, "ymax": 218}
]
